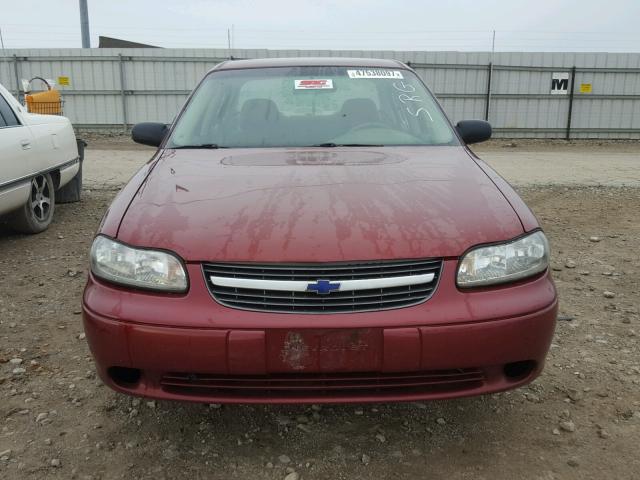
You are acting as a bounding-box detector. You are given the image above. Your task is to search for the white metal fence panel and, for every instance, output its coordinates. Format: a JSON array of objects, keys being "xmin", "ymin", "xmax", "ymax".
[{"xmin": 1, "ymin": 49, "xmax": 639, "ymax": 138}]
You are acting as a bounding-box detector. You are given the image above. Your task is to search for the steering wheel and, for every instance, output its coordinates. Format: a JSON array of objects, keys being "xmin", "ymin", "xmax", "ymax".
[{"xmin": 348, "ymin": 122, "xmax": 389, "ymax": 132}]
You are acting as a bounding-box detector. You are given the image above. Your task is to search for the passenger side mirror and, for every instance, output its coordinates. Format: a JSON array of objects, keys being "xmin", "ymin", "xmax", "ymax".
[
  {"xmin": 456, "ymin": 120, "xmax": 492, "ymax": 145},
  {"xmin": 131, "ymin": 122, "xmax": 168, "ymax": 147}
]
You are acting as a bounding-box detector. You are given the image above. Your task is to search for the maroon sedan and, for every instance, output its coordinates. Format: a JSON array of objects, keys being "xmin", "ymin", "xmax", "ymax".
[{"xmin": 83, "ymin": 58, "xmax": 557, "ymax": 404}]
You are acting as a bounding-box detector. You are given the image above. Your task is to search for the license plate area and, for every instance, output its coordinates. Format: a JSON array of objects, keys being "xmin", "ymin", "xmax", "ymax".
[{"xmin": 266, "ymin": 329, "xmax": 382, "ymax": 373}]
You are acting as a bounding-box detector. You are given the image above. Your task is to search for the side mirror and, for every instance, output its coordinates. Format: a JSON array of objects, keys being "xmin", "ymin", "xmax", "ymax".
[
  {"xmin": 131, "ymin": 122, "xmax": 168, "ymax": 147},
  {"xmin": 456, "ymin": 120, "xmax": 492, "ymax": 145}
]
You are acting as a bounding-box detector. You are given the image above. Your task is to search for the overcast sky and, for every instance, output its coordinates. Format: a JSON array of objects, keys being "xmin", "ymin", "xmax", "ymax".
[{"xmin": 1, "ymin": 0, "xmax": 639, "ymax": 52}]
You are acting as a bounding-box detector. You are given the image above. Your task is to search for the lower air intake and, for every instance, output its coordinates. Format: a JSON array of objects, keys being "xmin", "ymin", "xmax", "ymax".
[{"xmin": 160, "ymin": 368, "xmax": 485, "ymax": 399}]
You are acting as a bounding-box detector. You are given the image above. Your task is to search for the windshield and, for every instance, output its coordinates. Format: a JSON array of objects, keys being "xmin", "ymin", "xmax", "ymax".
[{"xmin": 167, "ymin": 66, "xmax": 458, "ymax": 148}]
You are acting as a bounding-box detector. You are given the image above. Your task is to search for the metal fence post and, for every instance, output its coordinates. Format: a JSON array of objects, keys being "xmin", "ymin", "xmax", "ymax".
[
  {"xmin": 565, "ymin": 66, "xmax": 576, "ymax": 140},
  {"xmin": 118, "ymin": 54, "xmax": 128, "ymax": 132},
  {"xmin": 484, "ymin": 61, "xmax": 493, "ymax": 121},
  {"xmin": 12, "ymin": 54, "xmax": 21, "ymax": 101}
]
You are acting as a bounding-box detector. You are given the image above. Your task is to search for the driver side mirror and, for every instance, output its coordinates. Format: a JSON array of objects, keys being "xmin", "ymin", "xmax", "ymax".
[
  {"xmin": 456, "ymin": 120, "xmax": 492, "ymax": 145},
  {"xmin": 131, "ymin": 122, "xmax": 168, "ymax": 147}
]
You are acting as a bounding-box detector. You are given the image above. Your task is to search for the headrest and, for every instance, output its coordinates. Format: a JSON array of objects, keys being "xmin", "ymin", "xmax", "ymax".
[{"xmin": 240, "ymin": 98, "xmax": 281, "ymax": 123}]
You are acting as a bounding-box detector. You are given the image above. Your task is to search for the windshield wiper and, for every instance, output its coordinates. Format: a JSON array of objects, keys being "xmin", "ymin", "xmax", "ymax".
[
  {"xmin": 170, "ymin": 144, "xmax": 227, "ymax": 149},
  {"xmin": 309, "ymin": 143, "xmax": 385, "ymax": 147}
]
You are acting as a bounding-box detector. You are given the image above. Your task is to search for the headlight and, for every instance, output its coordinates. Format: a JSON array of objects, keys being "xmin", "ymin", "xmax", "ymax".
[
  {"xmin": 457, "ymin": 231, "xmax": 549, "ymax": 287},
  {"xmin": 90, "ymin": 236, "xmax": 188, "ymax": 292}
]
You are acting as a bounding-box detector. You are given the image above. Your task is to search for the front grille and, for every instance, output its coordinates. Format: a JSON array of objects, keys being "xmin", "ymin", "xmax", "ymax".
[
  {"xmin": 203, "ymin": 259, "xmax": 442, "ymax": 313},
  {"xmin": 160, "ymin": 368, "xmax": 485, "ymax": 399}
]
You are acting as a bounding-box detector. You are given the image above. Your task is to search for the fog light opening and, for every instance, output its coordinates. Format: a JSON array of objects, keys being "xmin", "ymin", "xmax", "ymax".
[
  {"xmin": 503, "ymin": 360, "xmax": 536, "ymax": 381},
  {"xmin": 108, "ymin": 366, "xmax": 142, "ymax": 387}
]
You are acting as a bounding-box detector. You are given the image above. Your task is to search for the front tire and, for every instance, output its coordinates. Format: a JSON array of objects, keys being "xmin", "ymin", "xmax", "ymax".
[{"xmin": 9, "ymin": 173, "xmax": 56, "ymax": 234}]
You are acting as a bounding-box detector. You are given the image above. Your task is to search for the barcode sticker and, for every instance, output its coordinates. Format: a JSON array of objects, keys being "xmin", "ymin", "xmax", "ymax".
[{"xmin": 347, "ymin": 69, "xmax": 404, "ymax": 79}]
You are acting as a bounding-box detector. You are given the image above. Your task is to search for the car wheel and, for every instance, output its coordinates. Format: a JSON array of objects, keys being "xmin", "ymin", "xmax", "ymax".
[{"xmin": 9, "ymin": 173, "xmax": 56, "ymax": 234}]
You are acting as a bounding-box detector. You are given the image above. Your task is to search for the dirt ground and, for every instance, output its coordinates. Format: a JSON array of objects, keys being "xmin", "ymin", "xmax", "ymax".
[
  {"xmin": 0, "ymin": 141, "xmax": 639, "ymax": 479},
  {"xmin": 77, "ymin": 135, "xmax": 640, "ymax": 189}
]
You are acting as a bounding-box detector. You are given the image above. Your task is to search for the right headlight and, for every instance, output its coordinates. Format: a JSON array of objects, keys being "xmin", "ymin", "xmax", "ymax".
[
  {"xmin": 457, "ymin": 231, "xmax": 549, "ymax": 287},
  {"xmin": 90, "ymin": 235, "xmax": 188, "ymax": 292}
]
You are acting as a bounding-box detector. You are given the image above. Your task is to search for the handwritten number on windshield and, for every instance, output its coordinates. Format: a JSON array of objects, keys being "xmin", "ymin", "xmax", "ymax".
[
  {"xmin": 392, "ymin": 81, "xmax": 416, "ymax": 93},
  {"xmin": 406, "ymin": 106, "xmax": 434, "ymax": 121},
  {"xmin": 392, "ymin": 81, "xmax": 434, "ymax": 122}
]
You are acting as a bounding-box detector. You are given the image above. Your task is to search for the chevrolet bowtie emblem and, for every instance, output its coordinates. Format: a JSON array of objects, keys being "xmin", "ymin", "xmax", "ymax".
[{"xmin": 306, "ymin": 279, "xmax": 341, "ymax": 295}]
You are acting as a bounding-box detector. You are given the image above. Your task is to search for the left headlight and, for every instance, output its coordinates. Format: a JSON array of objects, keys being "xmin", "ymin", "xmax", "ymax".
[
  {"xmin": 90, "ymin": 235, "xmax": 188, "ymax": 292},
  {"xmin": 457, "ymin": 231, "xmax": 549, "ymax": 288}
]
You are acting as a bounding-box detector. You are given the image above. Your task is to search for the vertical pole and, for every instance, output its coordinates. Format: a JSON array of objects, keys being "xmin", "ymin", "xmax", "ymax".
[
  {"xmin": 485, "ymin": 30, "xmax": 495, "ymax": 122},
  {"xmin": 565, "ymin": 66, "xmax": 576, "ymax": 141},
  {"xmin": 79, "ymin": 0, "xmax": 91, "ymax": 48},
  {"xmin": 118, "ymin": 54, "xmax": 128, "ymax": 132},
  {"xmin": 231, "ymin": 24, "xmax": 235, "ymax": 50},
  {"xmin": 227, "ymin": 28, "xmax": 231, "ymax": 59},
  {"xmin": 12, "ymin": 54, "xmax": 21, "ymax": 101},
  {"xmin": 1, "ymin": 30, "xmax": 8, "ymax": 95},
  {"xmin": 491, "ymin": 30, "xmax": 496, "ymax": 57},
  {"xmin": 485, "ymin": 62, "xmax": 493, "ymax": 121}
]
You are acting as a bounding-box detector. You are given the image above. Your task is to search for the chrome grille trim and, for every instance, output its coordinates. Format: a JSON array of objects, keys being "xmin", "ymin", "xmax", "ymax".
[
  {"xmin": 209, "ymin": 273, "xmax": 434, "ymax": 292},
  {"xmin": 203, "ymin": 258, "xmax": 442, "ymax": 314}
]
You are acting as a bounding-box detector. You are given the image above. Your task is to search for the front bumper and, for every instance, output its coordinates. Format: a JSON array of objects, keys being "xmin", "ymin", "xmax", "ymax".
[{"xmin": 82, "ymin": 261, "xmax": 558, "ymax": 404}]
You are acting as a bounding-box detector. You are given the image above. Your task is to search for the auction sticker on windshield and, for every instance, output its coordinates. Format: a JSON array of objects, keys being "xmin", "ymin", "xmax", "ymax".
[
  {"xmin": 295, "ymin": 79, "xmax": 334, "ymax": 89},
  {"xmin": 347, "ymin": 69, "xmax": 404, "ymax": 79}
]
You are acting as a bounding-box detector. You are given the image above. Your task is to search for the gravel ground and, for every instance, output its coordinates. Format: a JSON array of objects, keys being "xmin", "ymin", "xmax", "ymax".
[
  {"xmin": 79, "ymin": 136, "xmax": 640, "ymax": 189},
  {"xmin": 0, "ymin": 141, "xmax": 639, "ymax": 479}
]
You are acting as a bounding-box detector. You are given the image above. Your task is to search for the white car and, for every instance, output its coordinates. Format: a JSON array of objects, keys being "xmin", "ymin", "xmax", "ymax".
[{"xmin": 0, "ymin": 82, "xmax": 81, "ymax": 233}]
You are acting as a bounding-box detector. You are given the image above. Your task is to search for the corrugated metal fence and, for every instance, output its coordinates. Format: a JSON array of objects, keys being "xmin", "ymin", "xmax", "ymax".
[{"xmin": 1, "ymin": 48, "xmax": 639, "ymax": 138}]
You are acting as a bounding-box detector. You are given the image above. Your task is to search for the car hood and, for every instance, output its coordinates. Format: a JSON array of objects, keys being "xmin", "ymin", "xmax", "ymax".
[{"xmin": 117, "ymin": 146, "xmax": 525, "ymax": 262}]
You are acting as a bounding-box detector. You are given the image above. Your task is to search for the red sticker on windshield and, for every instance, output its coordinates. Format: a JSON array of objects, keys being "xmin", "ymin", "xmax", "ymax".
[{"xmin": 295, "ymin": 79, "xmax": 334, "ymax": 90}]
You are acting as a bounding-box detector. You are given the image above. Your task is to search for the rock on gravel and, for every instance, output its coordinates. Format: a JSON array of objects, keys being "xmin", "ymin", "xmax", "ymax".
[{"xmin": 560, "ymin": 420, "xmax": 576, "ymax": 432}]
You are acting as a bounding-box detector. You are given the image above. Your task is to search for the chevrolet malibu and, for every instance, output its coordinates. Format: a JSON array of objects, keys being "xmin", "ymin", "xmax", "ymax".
[{"xmin": 83, "ymin": 58, "xmax": 557, "ymax": 404}]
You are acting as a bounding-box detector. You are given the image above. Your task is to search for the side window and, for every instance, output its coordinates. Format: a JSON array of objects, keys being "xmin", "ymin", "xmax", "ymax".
[{"xmin": 0, "ymin": 94, "xmax": 21, "ymax": 127}]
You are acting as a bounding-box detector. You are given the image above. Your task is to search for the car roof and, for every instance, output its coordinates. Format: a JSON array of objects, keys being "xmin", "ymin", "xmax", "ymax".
[{"xmin": 213, "ymin": 57, "xmax": 409, "ymax": 71}]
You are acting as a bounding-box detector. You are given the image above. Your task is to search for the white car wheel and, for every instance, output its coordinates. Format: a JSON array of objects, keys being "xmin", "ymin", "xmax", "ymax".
[{"xmin": 9, "ymin": 173, "xmax": 56, "ymax": 233}]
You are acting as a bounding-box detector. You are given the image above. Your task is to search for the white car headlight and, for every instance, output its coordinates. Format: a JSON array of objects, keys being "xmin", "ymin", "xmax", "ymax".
[
  {"xmin": 90, "ymin": 236, "xmax": 188, "ymax": 292},
  {"xmin": 457, "ymin": 231, "xmax": 549, "ymax": 287}
]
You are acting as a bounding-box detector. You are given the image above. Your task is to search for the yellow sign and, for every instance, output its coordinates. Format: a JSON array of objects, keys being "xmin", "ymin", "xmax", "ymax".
[
  {"xmin": 580, "ymin": 83, "xmax": 592, "ymax": 94},
  {"xmin": 57, "ymin": 76, "xmax": 70, "ymax": 86}
]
